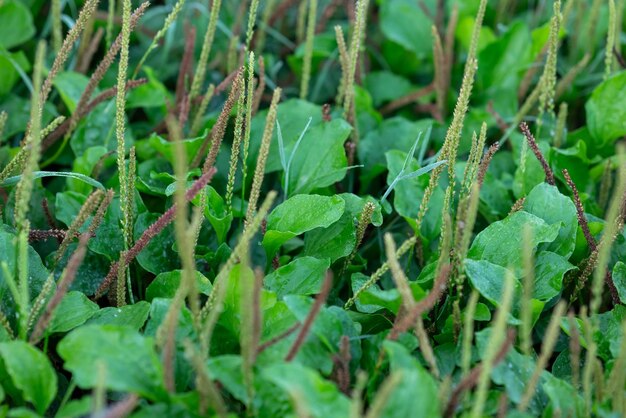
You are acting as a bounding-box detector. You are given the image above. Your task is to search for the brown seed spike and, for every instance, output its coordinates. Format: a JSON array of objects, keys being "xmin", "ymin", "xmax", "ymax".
[
  {"xmin": 563, "ymin": 169, "xmax": 597, "ymax": 252},
  {"xmin": 519, "ymin": 122, "xmax": 555, "ymax": 185}
]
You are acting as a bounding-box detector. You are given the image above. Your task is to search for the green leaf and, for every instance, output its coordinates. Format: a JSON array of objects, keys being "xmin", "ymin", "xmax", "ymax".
[
  {"xmin": 206, "ymin": 355, "xmax": 247, "ymax": 404},
  {"xmin": 359, "ymin": 117, "xmax": 433, "ymax": 186},
  {"xmin": 265, "ymin": 257, "xmax": 330, "ymax": 298},
  {"xmin": 476, "ymin": 21, "xmax": 532, "ymax": 115},
  {"xmin": 350, "ymin": 273, "xmax": 425, "ymax": 314},
  {"xmin": 248, "ymin": 99, "xmax": 323, "ymax": 174},
  {"xmin": 465, "ymin": 259, "xmax": 522, "ymax": 312},
  {"xmin": 70, "ymin": 99, "xmax": 133, "ymax": 156},
  {"xmin": 513, "ymin": 138, "xmax": 550, "ymax": 198},
  {"xmin": 381, "ymin": 341, "xmax": 440, "ymax": 417},
  {"xmin": 261, "ymin": 363, "xmax": 350, "ymax": 418},
  {"xmin": 586, "ymin": 70, "xmax": 626, "ymax": 148},
  {"xmin": 126, "ymin": 67, "xmax": 170, "ymax": 109},
  {"xmin": 612, "ymin": 261, "xmax": 626, "ymax": 304},
  {"xmin": 533, "ymin": 251, "xmax": 576, "ymax": 301},
  {"xmin": 87, "ymin": 198, "xmax": 125, "ymax": 261},
  {"xmin": 148, "ymin": 132, "xmax": 205, "ymax": 167},
  {"xmin": 0, "ymin": 49, "xmax": 30, "ymax": 96},
  {"xmin": 134, "ymin": 212, "xmax": 179, "ymax": 274},
  {"xmin": 467, "ymin": 211, "xmax": 560, "ymax": 275},
  {"xmin": 379, "ymin": 0, "xmax": 433, "ymax": 57},
  {"xmin": 58, "ymin": 325, "xmax": 166, "ymax": 400},
  {"xmin": 0, "ymin": 171, "xmax": 105, "ymax": 190},
  {"xmin": 304, "ymin": 194, "xmax": 382, "ymax": 262},
  {"xmin": 263, "ymin": 194, "xmax": 345, "ymax": 257},
  {"xmin": 53, "ymin": 72, "xmax": 91, "ymax": 113},
  {"xmin": 202, "ymin": 186, "xmax": 233, "ymax": 244},
  {"xmin": 523, "ymin": 183, "xmax": 578, "ymax": 257},
  {"xmin": 146, "ymin": 270, "xmax": 212, "ymax": 302},
  {"xmin": 543, "ymin": 376, "xmax": 586, "ymax": 418},
  {"xmin": 67, "ymin": 146, "xmax": 109, "ymax": 195},
  {"xmin": 287, "ymin": 119, "xmax": 351, "ymax": 196},
  {"xmin": 455, "ymin": 15, "xmax": 496, "ymax": 52},
  {"xmin": 84, "ymin": 302, "xmax": 151, "ymax": 330},
  {"xmin": 385, "ymin": 149, "xmax": 445, "ymax": 239},
  {"xmin": 476, "ymin": 329, "xmax": 547, "ymax": 411},
  {"xmin": 0, "ymin": 341, "xmax": 57, "ymax": 414},
  {"xmin": 220, "ymin": 264, "xmax": 277, "ymax": 336},
  {"xmin": 0, "ymin": 228, "xmax": 49, "ymax": 323},
  {"xmin": 0, "ymin": 1, "xmax": 35, "ymax": 49},
  {"xmin": 46, "ymin": 291, "xmax": 99, "ymax": 335},
  {"xmin": 364, "ymin": 71, "xmax": 415, "ymax": 107},
  {"xmin": 55, "ymin": 396, "xmax": 92, "ymax": 418},
  {"xmin": 52, "ymin": 242, "xmax": 109, "ymax": 296}
]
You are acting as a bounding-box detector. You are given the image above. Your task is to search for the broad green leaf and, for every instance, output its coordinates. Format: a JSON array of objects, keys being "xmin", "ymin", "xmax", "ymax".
[
  {"xmin": 88, "ymin": 198, "xmax": 125, "ymax": 261},
  {"xmin": 0, "ymin": 228, "xmax": 49, "ymax": 323},
  {"xmin": 455, "ymin": 16, "xmax": 496, "ymax": 52},
  {"xmin": 248, "ymin": 99, "xmax": 323, "ymax": 174},
  {"xmin": 287, "ymin": 119, "xmax": 351, "ymax": 196},
  {"xmin": 465, "ymin": 259, "xmax": 522, "ymax": 313},
  {"xmin": 53, "ymin": 72, "xmax": 91, "ymax": 113},
  {"xmin": 206, "ymin": 355, "xmax": 247, "ymax": 404},
  {"xmin": 135, "ymin": 157, "xmax": 174, "ymax": 196},
  {"xmin": 70, "ymin": 99, "xmax": 134, "ymax": 156},
  {"xmin": 476, "ymin": 21, "xmax": 531, "ymax": 115},
  {"xmin": 379, "ymin": 0, "xmax": 433, "ymax": 57},
  {"xmin": 523, "ymin": 183, "xmax": 577, "ymax": 257},
  {"xmin": 283, "ymin": 296, "xmax": 359, "ymax": 359},
  {"xmin": 533, "ymin": 251, "xmax": 576, "ymax": 301},
  {"xmin": 67, "ymin": 146, "xmax": 109, "ymax": 194},
  {"xmin": 85, "ymin": 302, "xmax": 151, "ymax": 330},
  {"xmin": 220, "ymin": 264, "xmax": 277, "ymax": 336},
  {"xmin": 550, "ymin": 140, "xmax": 600, "ymax": 192},
  {"xmin": 304, "ymin": 194, "xmax": 382, "ymax": 262},
  {"xmin": 143, "ymin": 299, "xmax": 197, "ymax": 389},
  {"xmin": 58, "ymin": 325, "xmax": 166, "ymax": 400},
  {"xmin": 0, "ymin": 49, "xmax": 30, "ymax": 96},
  {"xmin": 144, "ymin": 299, "xmax": 195, "ymax": 343},
  {"xmin": 283, "ymin": 295, "xmax": 340, "ymax": 349},
  {"xmin": 513, "ymin": 139, "xmax": 550, "ymax": 198},
  {"xmin": 364, "ymin": 71, "xmax": 415, "ymax": 107},
  {"xmin": 201, "ymin": 186, "xmax": 233, "ymax": 244},
  {"xmin": 385, "ymin": 149, "xmax": 445, "ymax": 239},
  {"xmin": 0, "ymin": 341, "xmax": 57, "ymax": 414},
  {"xmin": 55, "ymin": 396, "xmax": 92, "ymax": 418},
  {"xmin": 586, "ymin": 70, "xmax": 626, "ymax": 148},
  {"xmin": 148, "ymin": 132, "xmax": 204, "ymax": 166},
  {"xmin": 134, "ymin": 212, "xmax": 179, "ymax": 274},
  {"xmin": 261, "ymin": 363, "xmax": 350, "ymax": 418},
  {"xmin": 146, "ymin": 270, "xmax": 212, "ymax": 302},
  {"xmin": 381, "ymin": 341, "xmax": 440, "ymax": 417},
  {"xmin": 467, "ymin": 211, "xmax": 560, "ymax": 275},
  {"xmin": 350, "ymin": 273, "xmax": 425, "ymax": 314},
  {"xmin": 612, "ymin": 261, "xmax": 626, "ymax": 304},
  {"xmin": 0, "ymin": 1, "xmax": 35, "ymax": 49},
  {"xmin": 543, "ymin": 376, "xmax": 586, "ymax": 418},
  {"xmin": 359, "ymin": 117, "xmax": 433, "ymax": 186},
  {"xmin": 1, "ymin": 94, "xmax": 56, "ymax": 138},
  {"xmin": 52, "ymin": 242, "xmax": 109, "ymax": 296},
  {"xmin": 263, "ymin": 194, "xmax": 345, "ymax": 257},
  {"xmin": 265, "ymin": 257, "xmax": 330, "ymax": 298},
  {"xmin": 47, "ymin": 291, "xmax": 99, "ymax": 335},
  {"xmin": 286, "ymin": 32, "xmax": 338, "ymax": 80},
  {"xmin": 477, "ymin": 329, "xmax": 548, "ymax": 412},
  {"xmin": 127, "ymin": 67, "xmax": 170, "ymax": 109}
]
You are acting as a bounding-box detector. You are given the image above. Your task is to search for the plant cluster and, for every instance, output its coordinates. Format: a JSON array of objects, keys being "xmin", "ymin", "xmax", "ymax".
[{"xmin": 1, "ymin": 0, "xmax": 626, "ymax": 417}]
